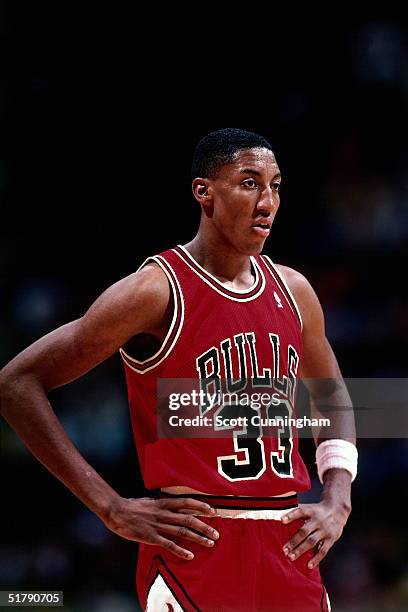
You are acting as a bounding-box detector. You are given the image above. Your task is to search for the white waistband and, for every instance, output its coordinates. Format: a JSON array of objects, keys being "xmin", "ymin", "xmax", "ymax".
[
  {"xmin": 214, "ymin": 507, "xmax": 293, "ymax": 520},
  {"xmin": 161, "ymin": 486, "xmax": 297, "ymax": 497}
]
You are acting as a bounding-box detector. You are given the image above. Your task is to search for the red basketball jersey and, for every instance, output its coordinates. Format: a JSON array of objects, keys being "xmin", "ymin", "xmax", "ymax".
[{"xmin": 120, "ymin": 245, "xmax": 311, "ymax": 495}]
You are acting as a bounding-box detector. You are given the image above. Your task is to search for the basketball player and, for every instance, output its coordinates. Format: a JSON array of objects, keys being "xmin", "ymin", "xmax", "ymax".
[{"xmin": 0, "ymin": 129, "xmax": 357, "ymax": 611}]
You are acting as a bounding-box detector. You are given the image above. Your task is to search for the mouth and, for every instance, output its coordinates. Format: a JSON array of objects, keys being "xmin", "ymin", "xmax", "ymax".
[{"xmin": 251, "ymin": 222, "xmax": 271, "ymax": 237}]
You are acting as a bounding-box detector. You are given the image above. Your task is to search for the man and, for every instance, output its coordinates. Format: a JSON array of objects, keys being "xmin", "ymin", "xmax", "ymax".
[{"xmin": 0, "ymin": 128, "xmax": 357, "ymax": 611}]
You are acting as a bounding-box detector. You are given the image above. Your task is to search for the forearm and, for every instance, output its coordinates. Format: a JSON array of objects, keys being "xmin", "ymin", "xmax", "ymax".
[
  {"xmin": 0, "ymin": 372, "xmax": 120, "ymax": 522},
  {"xmin": 309, "ymin": 378, "xmax": 356, "ymax": 446},
  {"xmin": 307, "ymin": 380, "xmax": 356, "ymax": 513},
  {"xmin": 321, "ymin": 467, "xmax": 352, "ymax": 514}
]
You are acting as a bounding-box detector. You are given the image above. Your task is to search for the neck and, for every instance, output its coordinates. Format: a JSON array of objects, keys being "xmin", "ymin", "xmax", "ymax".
[{"xmin": 183, "ymin": 228, "xmax": 253, "ymax": 286}]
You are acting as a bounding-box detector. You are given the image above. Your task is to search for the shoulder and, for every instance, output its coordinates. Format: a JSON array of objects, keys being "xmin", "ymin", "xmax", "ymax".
[
  {"xmin": 80, "ymin": 260, "xmax": 171, "ymax": 337},
  {"xmin": 70, "ymin": 261, "xmax": 172, "ymax": 365},
  {"xmin": 275, "ymin": 264, "xmax": 313, "ymax": 302},
  {"xmin": 275, "ymin": 264, "xmax": 324, "ymax": 329},
  {"xmin": 0, "ymin": 261, "xmax": 172, "ymax": 390},
  {"xmin": 122, "ymin": 261, "xmax": 170, "ymax": 302}
]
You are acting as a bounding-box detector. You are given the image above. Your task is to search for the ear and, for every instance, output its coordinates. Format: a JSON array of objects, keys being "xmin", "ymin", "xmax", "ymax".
[
  {"xmin": 192, "ymin": 178, "xmax": 211, "ymax": 204},
  {"xmin": 192, "ymin": 178, "xmax": 213, "ymax": 216}
]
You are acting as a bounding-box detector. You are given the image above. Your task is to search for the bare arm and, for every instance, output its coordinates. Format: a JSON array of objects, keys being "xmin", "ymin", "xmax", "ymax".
[
  {"xmin": 282, "ymin": 265, "xmax": 356, "ymax": 447},
  {"xmin": 277, "ymin": 265, "xmax": 356, "ymax": 568},
  {"xmin": 0, "ymin": 263, "xmax": 218, "ymax": 559}
]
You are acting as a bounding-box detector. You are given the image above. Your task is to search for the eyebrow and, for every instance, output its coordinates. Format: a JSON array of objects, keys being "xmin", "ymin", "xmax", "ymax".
[{"xmin": 240, "ymin": 168, "xmax": 282, "ymax": 180}]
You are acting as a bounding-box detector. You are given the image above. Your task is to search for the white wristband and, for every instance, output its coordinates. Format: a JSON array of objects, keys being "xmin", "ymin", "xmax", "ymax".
[{"xmin": 316, "ymin": 439, "xmax": 358, "ymax": 484}]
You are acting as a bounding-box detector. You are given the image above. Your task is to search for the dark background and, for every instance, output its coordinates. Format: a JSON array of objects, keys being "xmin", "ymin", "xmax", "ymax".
[{"xmin": 1, "ymin": 6, "xmax": 407, "ymax": 611}]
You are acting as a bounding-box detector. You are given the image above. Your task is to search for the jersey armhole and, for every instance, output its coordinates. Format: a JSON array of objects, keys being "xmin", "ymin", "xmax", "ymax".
[
  {"xmin": 119, "ymin": 255, "xmax": 185, "ymax": 374},
  {"xmin": 261, "ymin": 255, "xmax": 303, "ymax": 330}
]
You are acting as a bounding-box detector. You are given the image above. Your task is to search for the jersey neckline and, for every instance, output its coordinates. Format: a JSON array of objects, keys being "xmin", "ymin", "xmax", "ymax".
[{"xmin": 174, "ymin": 244, "xmax": 265, "ymax": 301}]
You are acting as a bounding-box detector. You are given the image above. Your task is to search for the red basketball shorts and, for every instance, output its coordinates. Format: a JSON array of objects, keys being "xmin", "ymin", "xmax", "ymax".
[{"xmin": 136, "ymin": 493, "xmax": 331, "ymax": 612}]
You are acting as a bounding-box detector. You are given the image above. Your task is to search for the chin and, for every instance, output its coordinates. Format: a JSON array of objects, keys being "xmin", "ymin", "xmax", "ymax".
[{"xmin": 238, "ymin": 240, "xmax": 266, "ymax": 256}]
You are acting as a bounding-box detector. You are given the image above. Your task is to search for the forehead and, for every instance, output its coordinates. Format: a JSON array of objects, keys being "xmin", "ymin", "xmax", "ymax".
[{"xmin": 218, "ymin": 147, "xmax": 279, "ymax": 177}]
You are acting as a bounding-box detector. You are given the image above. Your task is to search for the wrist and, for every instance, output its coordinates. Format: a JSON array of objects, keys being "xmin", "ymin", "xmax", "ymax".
[
  {"xmin": 321, "ymin": 468, "xmax": 352, "ymax": 516},
  {"xmin": 82, "ymin": 483, "xmax": 128, "ymax": 528},
  {"xmin": 316, "ymin": 439, "xmax": 358, "ymax": 484},
  {"xmin": 99, "ymin": 492, "xmax": 125, "ymax": 524},
  {"xmin": 321, "ymin": 494, "xmax": 352, "ymax": 517}
]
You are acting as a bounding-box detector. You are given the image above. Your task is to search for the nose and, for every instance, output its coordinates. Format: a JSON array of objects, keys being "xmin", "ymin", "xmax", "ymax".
[{"xmin": 256, "ymin": 186, "xmax": 276, "ymax": 214}]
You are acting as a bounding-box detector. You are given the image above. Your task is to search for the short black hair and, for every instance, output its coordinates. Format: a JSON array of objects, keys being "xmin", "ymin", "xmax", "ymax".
[{"xmin": 191, "ymin": 128, "xmax": 274, "ymax": 180}]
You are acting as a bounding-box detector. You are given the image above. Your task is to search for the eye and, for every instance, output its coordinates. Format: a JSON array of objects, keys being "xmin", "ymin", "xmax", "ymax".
[
  {"xmin": 272, "ymin": 182, "xmax": 281, "ymax": 192},
  {"xmin": 242, "ymin": 178, "xmax": 258, "ymax": 188}
]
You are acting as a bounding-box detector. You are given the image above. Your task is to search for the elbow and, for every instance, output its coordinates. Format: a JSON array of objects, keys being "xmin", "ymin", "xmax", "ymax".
[
  {"xmin": 0, "ymin": 366, "xmax": 38, "ymax": 418},
  {"xmin": 0, "ymin": 368, "xmax": 13, "ymax": 417}
]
